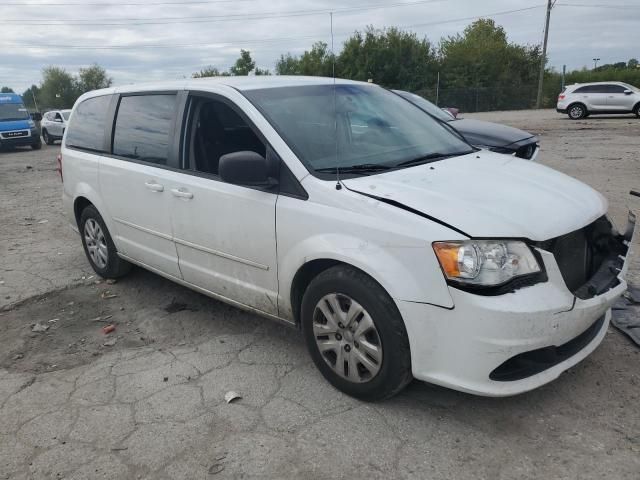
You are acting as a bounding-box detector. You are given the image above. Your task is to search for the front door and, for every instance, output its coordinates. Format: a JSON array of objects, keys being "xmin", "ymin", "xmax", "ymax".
[
  {"xmin": 99, "ymin": 92, "xmax": 182, "ymax": 278},
  {"xmin": 169, "ymin": 94, "xmax": 279, "ymax": 315},
  {"xmin": 605, "ymin": 84, "xmax": 634, "ymax": 111}
]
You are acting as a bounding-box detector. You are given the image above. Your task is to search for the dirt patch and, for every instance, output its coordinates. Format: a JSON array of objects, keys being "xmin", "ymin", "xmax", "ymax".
[{"xmin": 0, "ymin": 268, "xmax": 264, "ymax": 375}]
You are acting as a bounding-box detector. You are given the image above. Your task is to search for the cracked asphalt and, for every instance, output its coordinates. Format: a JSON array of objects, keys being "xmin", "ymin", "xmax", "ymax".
[{"xmin": 1, "ymin": 110, "xmax": 639, "ymax": 479}]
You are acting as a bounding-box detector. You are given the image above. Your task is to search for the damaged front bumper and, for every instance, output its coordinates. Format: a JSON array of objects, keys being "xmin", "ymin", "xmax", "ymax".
[{"xmin": 397, "ymin": 212, "xmax": 636, "ymax": 396}]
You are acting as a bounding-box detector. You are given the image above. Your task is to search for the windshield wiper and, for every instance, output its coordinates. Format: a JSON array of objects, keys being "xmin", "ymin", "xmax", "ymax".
[
  {"xmin": 316, "ymin": 163, "xmax": 393, "ymax": 174},
  {"xmin": 395, "ymin": 151, "xmax": 472, "ymax": 168}
]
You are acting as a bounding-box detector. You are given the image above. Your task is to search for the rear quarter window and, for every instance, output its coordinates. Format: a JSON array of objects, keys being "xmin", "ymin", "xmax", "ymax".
[{"xmin": 65, "ymin": 95, "xmax": 112, "ymax": 152}]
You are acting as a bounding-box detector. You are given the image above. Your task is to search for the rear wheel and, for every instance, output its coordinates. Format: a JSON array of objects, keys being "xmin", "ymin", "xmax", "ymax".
[
  {"xmin": 79, "ymin": 205, "xmax": 131, "ymax": 279},
  {"xmin": 567, "ymin": 104, "xmax": 587, "ymax": 120},
  {"xmin": 301, "ymin": 265, "xmax": 412, "ymax": 401}
]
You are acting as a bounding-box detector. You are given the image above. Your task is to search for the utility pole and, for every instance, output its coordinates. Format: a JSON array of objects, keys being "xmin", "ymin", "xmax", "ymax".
[
  {"xmin": 536, "ymin": 0, "xmax": 555, "ymax": 109},
  {"xmin": 593, "ymin": 58, "xmax": 600, "ymax": 70}
]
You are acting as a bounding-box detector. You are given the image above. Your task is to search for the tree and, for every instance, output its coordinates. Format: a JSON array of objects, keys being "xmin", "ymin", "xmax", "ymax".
[
  {"xmin": 22, "ymin": 85, "xmax": 40, "ymax": 110},
  {"xmin": 276, "ymin": 42, "xmax": 334, "ymax": 76},
  {"xmin": 629, "ymin": 58, "xmax": 639, "ymax": 69},
  {"xmin": 192, "ymin": 66, "xmax": 228, "ymax": 78},
  {"xmin": 77, "ymin": 64, "xmax": 112, "ymax": 93},
  {"xmin": 254, "ymin": 67, "xmax": 271, "ymax": 76},
  {"xmin": 39, "ymin": 66, "xmax": 77, "ymax": 109},
  {"xmin": 1, "ymin": 86, "xmax": 14, "ymax": 93},
  {"xmin": 338, "ymin": 28, "xmax": 436, "ymax": 90},
  {"xmin": 229, "ymin": 49, "xmax": 256, "ymax": 76}
]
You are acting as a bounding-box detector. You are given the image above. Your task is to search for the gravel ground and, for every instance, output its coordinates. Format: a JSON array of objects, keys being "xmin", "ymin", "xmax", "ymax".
[{"xmin": 0, "ymin": 109, "xmax": 639, "ymax": 479}]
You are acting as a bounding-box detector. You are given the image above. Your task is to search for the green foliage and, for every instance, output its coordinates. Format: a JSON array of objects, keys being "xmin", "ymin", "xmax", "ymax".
[
  {"xmin": 192, "ymin": 66, "xmax": 229, "ymax": 78},
  {"xmin": 1, "ymin": 86, "xmax": 14, "ymax": 93},
  {"xmin": 230, "ymin": 49, "xmax": 256, "ymax": 76},
  {"xmin": 77, "ymin": 64, "xmax": 112, "ymax": 92},
  {"xmin": 193, "ymin": 50, "xmax": 267, "ymax": 77},
  {"xmin": 21, "ymin": 85, "xmax": 40, "ymax": 110},
  {"xmin": 338, "ymin": 27, "xmax": 436, "ymax": 91},
  {"xmin": 276, "ymin": 42, "xmax": 334, "ymax": 76},
  {"xmin": 39, "ymin": 66, "xmax": 77, "ymax": 109}
]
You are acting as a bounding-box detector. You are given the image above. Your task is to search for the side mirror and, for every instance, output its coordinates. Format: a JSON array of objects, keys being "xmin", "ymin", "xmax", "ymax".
[
  {"xmin": 219, "ymin": 151, "xmax": 276, "ymax": 187},
  {"xmin": 624, "ymin": 89, "xmax": 633, "ymax": 95},
  {"xmin": 31, "ymin": 112, "xmax": 42, "ymax": 121}
]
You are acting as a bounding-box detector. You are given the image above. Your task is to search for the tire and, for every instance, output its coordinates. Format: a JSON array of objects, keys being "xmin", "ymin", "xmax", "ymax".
[
  {"xmin": 42, "ymin": 129, "xmax": 54, "ymax": 145},
  {"xmin": 567, "ymin": 103, "xmax": 587, "ymax": 120},
  {"xmin": 634, "ymin": 103, "xmax": 640, "ymax": 118},
  {"xmin": 301, "ymin": 265, "xmax": 412, "ymax": 401},
  {"xmin": 31, "ymin": 140, "xmax": 42, "ymax": 150},
  {"xmin": 79, "ymin": 205, "xmax": 132, "ymax": 279}
]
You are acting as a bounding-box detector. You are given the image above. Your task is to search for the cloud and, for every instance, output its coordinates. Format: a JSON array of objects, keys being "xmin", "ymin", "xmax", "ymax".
[{"xmin": 0, "ymin": 0, "xmax": 638, "ymax": 93}]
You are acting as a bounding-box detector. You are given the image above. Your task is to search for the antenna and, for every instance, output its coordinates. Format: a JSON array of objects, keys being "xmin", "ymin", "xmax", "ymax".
[{"xmin": 330, "ymin": 11, "xmax": 341, "ymax": 191}]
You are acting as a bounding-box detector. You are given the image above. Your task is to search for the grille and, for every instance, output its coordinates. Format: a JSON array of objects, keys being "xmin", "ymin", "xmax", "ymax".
[
  {"xmin": 1, "ymin": 130, "xmax": 29, "ymax": 139},
  {"xmin": 539, "ymin": 216, "xmax": 626, "ymax": 299}
]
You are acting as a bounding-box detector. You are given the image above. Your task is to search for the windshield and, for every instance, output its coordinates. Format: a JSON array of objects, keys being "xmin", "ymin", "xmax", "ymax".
[
  {"xmin": 0, "ymin": 103, "xmax": 30, "ymax": 122},
  {"xmin": 62, "ymin": 110, "xmax": 71, "ymax": 120},
  {"xmin": 393, "ymin": 90, "xmax": 454, "ymax": 122},
  {"xmin": 243, "ymin": 84, "xmax": 472, "ymax": 175}
]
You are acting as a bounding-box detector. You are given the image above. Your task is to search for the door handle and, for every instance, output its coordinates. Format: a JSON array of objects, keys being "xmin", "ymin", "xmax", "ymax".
[
  {"xmin": 171, "ymin": 188, "xmax": 194, "ymax": 199},
  {"xmin": 144, "ymin": 181, "xmax": 164, "ymax": 192}
]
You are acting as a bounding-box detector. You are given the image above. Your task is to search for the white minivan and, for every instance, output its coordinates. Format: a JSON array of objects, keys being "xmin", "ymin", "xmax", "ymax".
[{"xmin": 60, "ymin": 77, "xmax": 635, "ymax": 400}]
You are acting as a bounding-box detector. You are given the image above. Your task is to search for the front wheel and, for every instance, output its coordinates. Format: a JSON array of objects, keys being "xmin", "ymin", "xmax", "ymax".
[
  {"xmin": 31, "ymin": 140, "xmax": 42, "ymax": 150},
  {"xmin": 301, "ymin": 265, "xmax": 412, "ymax": 401},
  {"xmin": 79, "ymin": 205, "xmax": 131, "ymax": 279},
  {"xmin": 634, "ymin": 104, "xmax": 640, "ymax": 118},
  {"xmin": 42, "ymin": 130, "xmax": 54, "ymax": 145},
  {"xmin": 567, "ymin": 104, "xmax": 587, "ymax": 120}
]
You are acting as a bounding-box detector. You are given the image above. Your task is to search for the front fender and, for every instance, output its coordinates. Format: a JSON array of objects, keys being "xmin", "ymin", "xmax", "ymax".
[{"xmin": 277, "ymin": 231, "xmax": 455, "ymax": 321}]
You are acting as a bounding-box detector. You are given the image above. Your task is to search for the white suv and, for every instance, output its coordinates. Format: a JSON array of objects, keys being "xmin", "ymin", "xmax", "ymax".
[
  {"xmin": 557, "ymin": 82, "xmax": 640, "ymax": 119},
  {"xmin": 41, "ymin": 109, "xmax": 71, "ymax": 144},
  {"xmin": 60, "ymin": 77, "xmax": 635, "ymax": 400}
]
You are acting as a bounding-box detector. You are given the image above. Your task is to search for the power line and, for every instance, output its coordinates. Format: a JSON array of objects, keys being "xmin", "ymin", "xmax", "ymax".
[
  {"xmin": 1, "ymin": 0, "xmax": 445, "ymax": 25},
  {"xmin": 1, "ymin": 0, "xmax": 254, "ymax": 5},
  {"xmin": 556, "ymin": 3, "xmax": 640, "ymax": 8},
  {"xmin": 2, "ymin": 5, "xmax": 546, "ymax": 50}
]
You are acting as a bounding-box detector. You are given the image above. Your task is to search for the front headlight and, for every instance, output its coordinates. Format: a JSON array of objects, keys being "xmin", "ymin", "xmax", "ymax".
[{"xmin": 433, "ymin": 240, "xmax": 541, "ymax": 287}]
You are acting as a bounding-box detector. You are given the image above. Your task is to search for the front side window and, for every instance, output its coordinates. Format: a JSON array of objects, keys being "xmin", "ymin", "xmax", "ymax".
[
  {"xmin": 112, "ymin": 94, "xmax": 177, "ymax": 165},
  {"xmin": 185, "ymin": 96, "xmax": 266, "ymax": 175},
  {"xmin": 65, "ymin": 95, "xmax": 111, "ymax": 152},
  {"xmin": 243, "ymin": 84, "xmax": 472, "ymax": 176},
  {"xmin": 604, "ymin": 84, "xmax": 626, "ymax": 93},
  {"xmin": 61, "ymin": 111, "xmax": 71, "ymax": 120}
]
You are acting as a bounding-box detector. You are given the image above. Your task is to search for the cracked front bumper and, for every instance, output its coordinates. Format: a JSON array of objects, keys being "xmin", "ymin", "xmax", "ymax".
[{"xmin": 397, "ymin": 213, "xmax": 635, "ymax": 396}]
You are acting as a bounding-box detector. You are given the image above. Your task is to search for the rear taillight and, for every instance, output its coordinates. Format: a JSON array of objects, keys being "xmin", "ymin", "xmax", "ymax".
[
  {"xmin": 56, "ymin": 154, "xmax": 63, "ymax": 182},
  {"xmin": 558, "ymin": 94, "xmax": 565, "ymax": 100}
]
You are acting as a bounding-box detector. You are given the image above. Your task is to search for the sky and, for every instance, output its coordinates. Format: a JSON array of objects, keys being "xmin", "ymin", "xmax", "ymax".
[{"xmin": 1, "ymin": 0, "xmax": 639, "ymax": 93}]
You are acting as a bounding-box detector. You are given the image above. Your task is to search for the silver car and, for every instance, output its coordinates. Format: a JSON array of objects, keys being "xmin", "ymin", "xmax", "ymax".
[
  {"xmin": 41, "ymin": 109, "xmax": 71, "ymax": 144},
  {"xmin": 556, "ymin": 82, "xmax": 640, "ymax": 120}
]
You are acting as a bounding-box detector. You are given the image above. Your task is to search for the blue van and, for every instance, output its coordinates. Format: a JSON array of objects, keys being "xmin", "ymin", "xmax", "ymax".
[{"xmin": 0, "ymin": 93, "xmax": 41, "ymax": 150}]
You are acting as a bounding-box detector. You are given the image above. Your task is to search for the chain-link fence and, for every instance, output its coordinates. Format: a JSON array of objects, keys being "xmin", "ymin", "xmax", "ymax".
[{"xmin": 414, "ymin": 82, "xmax": 565, "ymax": 113}]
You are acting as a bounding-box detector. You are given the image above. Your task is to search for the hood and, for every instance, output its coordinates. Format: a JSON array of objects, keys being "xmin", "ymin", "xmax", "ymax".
[
  {"xmin": 451, "ymin": 118, "xmax": 535, "ymax": 147},
  {"xmin": 0, "ymin": 119, "xmax": 31, "ymax": 132},
  {"xmin": 343, "ymin": 151, "xmax": 607, "ymax": 241}
]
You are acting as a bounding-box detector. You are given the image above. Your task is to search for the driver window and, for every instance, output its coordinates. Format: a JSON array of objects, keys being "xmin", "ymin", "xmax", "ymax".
[
  {"xmin": 186, "ymin": 97, "xmax": 266, "ymax": 176},
  {"xmin": 55, "ymin": 113, "xmax": 63, "ymax": 121}
]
